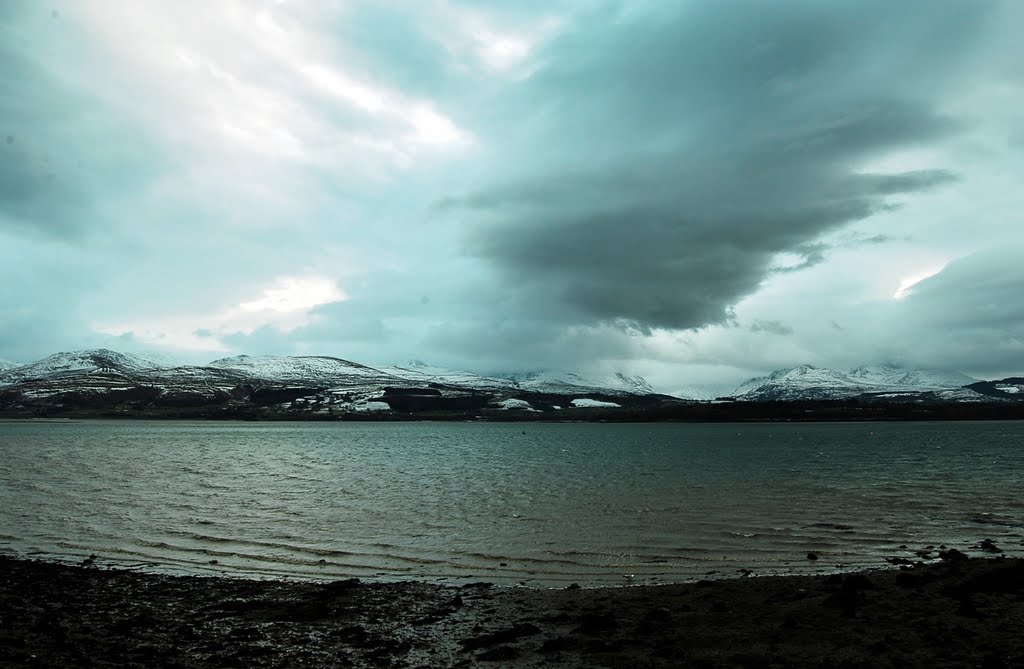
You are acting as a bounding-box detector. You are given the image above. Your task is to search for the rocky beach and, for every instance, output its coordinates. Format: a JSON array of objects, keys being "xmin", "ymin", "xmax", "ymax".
[{"xmin": 2, "ymin": 553, "xmax": 1023, "ymax": 668}]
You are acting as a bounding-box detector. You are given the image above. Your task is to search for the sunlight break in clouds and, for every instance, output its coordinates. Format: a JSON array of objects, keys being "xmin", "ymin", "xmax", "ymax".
[
  {"xmin": 96, "ymin": 277, "xmax": 347, "ymax": 353},
  {"xmin": 79, "ymin": 1, "xmax": 470, "ymax": 174},
  {"xmin": 893, "ymin": 265, "xmax": 948, "ymax": 300}
]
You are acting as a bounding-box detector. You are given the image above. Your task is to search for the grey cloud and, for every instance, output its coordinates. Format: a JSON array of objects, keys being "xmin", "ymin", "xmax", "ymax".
[
  {"xmin": 0, "ymin": 141, "xmax": 90, "ymax": 238},
  {"xmin": 325, "ymin": 5, "xmax": 457, "ymax": 99},
  {"xmin": 0, "ymin": 22, "xmax": 165, "ymax": 240},
  {"xmin": 447, "ymin": 1, "xmax": 995, "ymax": 333},
  {"xmin": 879, "ymin": 247, "xmax": 1024, "ymax": 376},
  {"xmin": 750, "ymin": 320, "xmax": 794, "ymax": 336}
]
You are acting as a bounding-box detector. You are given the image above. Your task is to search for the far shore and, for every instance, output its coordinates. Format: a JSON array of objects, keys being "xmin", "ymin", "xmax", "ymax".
[
  {"xmin": 3, "ymin": 399, "xmax": 1024, "ymax": 424},
  {"xmin": 3, "ymin": 553, "xmax": 1023, "ymax": 667}
]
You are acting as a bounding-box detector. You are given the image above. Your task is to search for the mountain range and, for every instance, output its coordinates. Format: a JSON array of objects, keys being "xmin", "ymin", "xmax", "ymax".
[
  {"xmin": 0, "ymin": 349, "xmax": 676, "ymax": 419},
  {"xmin": 727, "ymin": 364, "xmax": 989, "ymax": 402},
  {"xmin": 0, "ymin": 350, "xmax": 1020, "ymax": 419}
]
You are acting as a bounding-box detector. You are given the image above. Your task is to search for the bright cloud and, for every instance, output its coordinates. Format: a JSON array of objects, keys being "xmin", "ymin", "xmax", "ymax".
[
  {"xmin": 96, "ymin": 276, "xmax": 347, "ymax": 353},
  {"xmin": 893, "ymin": 265, "xmax": 948, "ymax": 300}
]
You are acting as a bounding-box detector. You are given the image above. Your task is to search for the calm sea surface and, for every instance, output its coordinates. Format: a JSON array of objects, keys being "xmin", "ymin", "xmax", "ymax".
[{"xmin": 1, "ymin": 420, "xmax": 1022, "ymax": 586}]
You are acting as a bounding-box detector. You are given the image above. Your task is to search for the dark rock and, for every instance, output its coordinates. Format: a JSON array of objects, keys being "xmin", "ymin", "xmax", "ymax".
[
  {"xmin": 321, "ymin": 578, "xmax": 360, "ymax": 594},
  {"xmin": 939, "ymin": 548, "xmax": 969, "ymax": 562},
  {"xmin": 956, "ymin": 598, "xmax": 981, "ymax": 618},
  {"xmin": 645, "ymin": 606, "xmax": 673, "ymax": 623},
  {"xmin": 822, "ymin": 590, "xmax": 862, "ymax": 617},
  {"xmin": 807, "ymin": 552, "xmax": 819, "ymax": 561},
  {"xmin": 842, "ymin": 574, "xmax": 875, "ymax": 591},
  {"xmin": 564, "ymin": 583, "xmax": 581, "ymax": 590},
  {"xmin": 585, "ymin": 639, "xmax": 625, "ymax": 653},
  {"xmin": 329, "ymin": 625, "xmax": 370, "ymax": 646},
  {"xmin": 539, "ymin": 636, "xmax": 580, "ymax": 653},
  {"xmin": 460, "ymin": 623, "xmax": 541, "ymax": 650},
  {"xmin": 973, "ymin": 539, "xmax": 1001, "ymax": 553},
  {"xmin": 575, "ymin": 612, "xmax": 617, "ymax": 634},
  {"xmin": 895, "ymin": 572, "xmax": 920, "ymax": 588},
  {"xmin": 955, "ymin": 563, "xmax": 1024, "ymax": 595},
  {"xmin": 477, "ymin": 645, "xmax": 520, "ymax": 661},
  {"xmin": 461, "ymin": 581, "xmax": 494, "ymax": 589}
]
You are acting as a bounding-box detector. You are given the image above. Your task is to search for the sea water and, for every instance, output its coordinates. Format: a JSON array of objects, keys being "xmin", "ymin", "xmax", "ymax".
[{"xmin": 1, "ymin": 420, "xmax": 1022, "ymax": 585}]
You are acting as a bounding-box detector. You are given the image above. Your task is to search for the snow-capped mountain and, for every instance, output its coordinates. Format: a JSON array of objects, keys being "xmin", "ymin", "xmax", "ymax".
[
  {"xmin": 495, "ymin": 370, "xmax": 655, "ymax": 395},
  {"xmin": 207, "ymin": 354, "xmax": 395, "ymax": 385},
  {"xmin": 731, "ymin": 364, "xmax": 980, "ymax": 401},
  {"xmin": 379, "ymin": 361, "xmax": 517, "ymax": 392},
  {"xmin": 2, "ymin": 349, "xmax": 1016, "ymax": 418},
  {"xmin": 666, "ymin": 384, "xmax": 726, "ymax": 401},
  {"xmin": 0, "ymin": 358, "xmax": 19, "ymax": 372},
  {"xmin": 845, "ymin": 365, "xmax": 977, "ymax": 389},
  {"xmin": 0, "ymin": 349, "xmax": 165, "ymax": 386}
]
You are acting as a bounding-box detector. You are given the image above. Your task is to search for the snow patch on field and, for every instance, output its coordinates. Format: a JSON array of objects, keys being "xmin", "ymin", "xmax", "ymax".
[
  {"xmin": 351, "ymin": 401, "xmax": 391, "ymax": 412},
  {"xmin": 495, "ymin": 398, "xmax": 537, "ymax": 411},
  {"xmin": 569, "ymin": 398, "xmax": 621, "ymax": 408}
]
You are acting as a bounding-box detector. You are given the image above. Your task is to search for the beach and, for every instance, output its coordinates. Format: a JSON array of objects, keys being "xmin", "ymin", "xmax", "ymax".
[{"xmin": 3, "ymin": 554, "xmax": 1023, "ymax": 668}]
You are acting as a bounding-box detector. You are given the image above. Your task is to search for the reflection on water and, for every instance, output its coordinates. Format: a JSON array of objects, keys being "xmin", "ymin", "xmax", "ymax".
[{"xmin": 1, "ymin": 420, "xmax": 1022, "ymax": 585}]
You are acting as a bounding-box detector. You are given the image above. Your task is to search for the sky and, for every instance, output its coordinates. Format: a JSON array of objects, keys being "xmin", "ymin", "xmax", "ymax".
[{"xmin": 2, "ymin": 0, "xmax": 1023, "ymax": 396}]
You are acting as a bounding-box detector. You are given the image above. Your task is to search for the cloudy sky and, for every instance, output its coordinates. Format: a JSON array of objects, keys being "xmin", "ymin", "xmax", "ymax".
[{"xmin": 2, "ymin": 0, "xmax": 1022, "ymax": 395}]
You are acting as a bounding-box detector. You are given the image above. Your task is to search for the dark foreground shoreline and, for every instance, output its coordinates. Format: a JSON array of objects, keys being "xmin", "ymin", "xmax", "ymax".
[{"xmin": 3, "ymin": 556, "xmax": 1024, "ymax": 668}]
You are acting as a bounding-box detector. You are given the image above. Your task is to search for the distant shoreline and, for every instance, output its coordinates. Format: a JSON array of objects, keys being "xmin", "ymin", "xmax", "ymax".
[
  {"xmin": 3, "ymin": 399, "xmax": 1024, "ymax": 423},
  {"xmin": 3, "ymin": 554, "xmax": 1023, "ymax": 667}
]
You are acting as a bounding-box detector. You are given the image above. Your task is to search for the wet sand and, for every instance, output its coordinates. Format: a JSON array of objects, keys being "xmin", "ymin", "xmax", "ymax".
[{"xmin": 2, "ymin": 554, "xmax": 1023, "ymax": 668}]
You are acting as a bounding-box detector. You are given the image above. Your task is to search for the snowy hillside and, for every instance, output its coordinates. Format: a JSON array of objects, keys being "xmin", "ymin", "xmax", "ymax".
[
  {"xmin": 845, "ymin": 365, "xmax": 977, "ymax": 389},
  {"xmin": 0, "ymin": 348, "xmax": 677, "ymax": 417},
  {"xmin": 497, "ymin": 370, "xmax": 655, "ymax": 395},
  {"xmin": 0, "ymin": 359, "xmax": 19, "ymax": 372},
  {"xmin": 665, "ymin": 384, "xmax": 726, "ymax": 401},
  {"xmin": 380, "ymin": 361, "xmax": 516, "ymax": 391},
  {"xmin": 206, "ymin": 355, "xmax": 396, "ymax": 385},
  {"xmin": 377, "ymin": 363, "xmax": 657, "ymax": 396},
  {"xmin": 732, "ymin": 365, "xmax": 851, "ymax": 398},
  {"xmin": 732, "ymin": 364, "xmax": 979, "ymax": 401},
  {"xmin": 0, "ymin": 349, "xmax": 164, "ymax": 384},
  {"xmin": 965, "ymin": 378, "xmax": 1024, "ymax": 401}
]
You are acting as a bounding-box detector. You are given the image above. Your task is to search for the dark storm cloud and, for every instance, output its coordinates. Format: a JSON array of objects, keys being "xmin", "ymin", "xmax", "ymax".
[{"xmin": 448, "ymin": 0, "xmax": 995, "ymax": 332}]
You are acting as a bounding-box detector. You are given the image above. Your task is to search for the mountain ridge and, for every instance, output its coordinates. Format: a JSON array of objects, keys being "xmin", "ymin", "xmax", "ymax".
[
  {"xmin": 1, "ymin": 350, "xmax": 1021, "ymax": 419},
  {"xmin": 730, "ymin": 363, "xmax": 981, "ymax": 401},
  {"xmin": 0, "ymin": 348, "xmax": 673, "ymax": 418}
]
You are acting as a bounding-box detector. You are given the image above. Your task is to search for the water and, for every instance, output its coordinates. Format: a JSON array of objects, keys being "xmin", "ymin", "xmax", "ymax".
[{"xmin": 1, "ymin": 420, "xmax": 1022, "ymax": 586}]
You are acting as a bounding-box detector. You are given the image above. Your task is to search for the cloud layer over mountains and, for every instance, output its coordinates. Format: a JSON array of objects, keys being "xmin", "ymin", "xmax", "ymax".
[{"xmin": 1, "ymin": 1, "xmax": 1022, "ymax": 394}]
